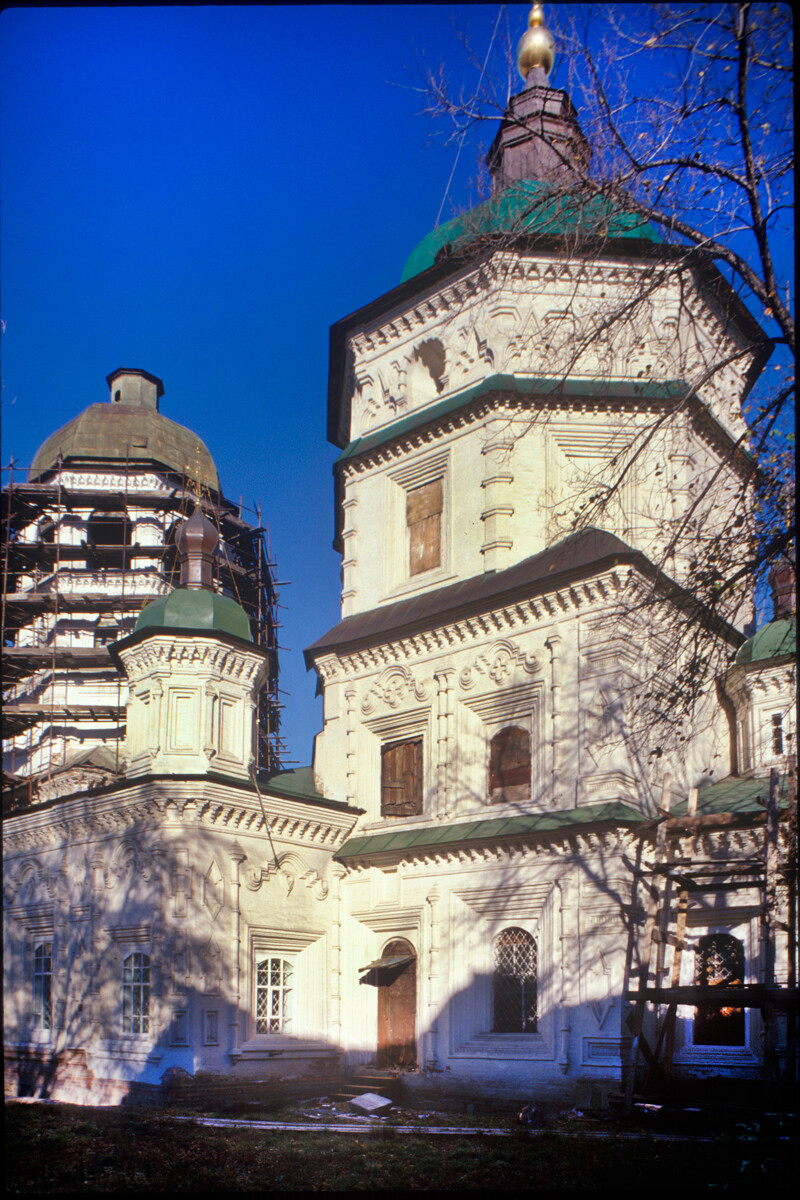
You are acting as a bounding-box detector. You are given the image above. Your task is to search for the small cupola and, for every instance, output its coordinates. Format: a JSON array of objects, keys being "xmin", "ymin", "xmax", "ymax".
[
  {"xmin": 106, "ymin": 368, "xmax": 164, "ymax": 411},
  {"xmin": 768, "ymin": 558, "xmax": 796, "ymax": 620},
  {"xmin": 177, "ymin": 506, "xmax": 219, "ymax": 590},
  {"xmin": 487, "ymin": 4, "xmax": 591, "ymax": 193}
]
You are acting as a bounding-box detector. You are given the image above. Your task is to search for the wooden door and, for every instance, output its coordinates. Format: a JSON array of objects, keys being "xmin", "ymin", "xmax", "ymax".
[{"xmin": 377, "ymin": 939, "xmax": 417, "ymax": 1067}]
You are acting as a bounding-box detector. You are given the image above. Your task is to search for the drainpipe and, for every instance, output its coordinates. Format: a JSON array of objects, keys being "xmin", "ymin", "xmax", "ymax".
[{"xmin": 229, "ymin": 843, "xmax": 246, "ymax": 1060}]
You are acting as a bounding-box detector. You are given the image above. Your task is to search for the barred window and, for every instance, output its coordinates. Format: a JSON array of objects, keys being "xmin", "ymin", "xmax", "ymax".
[
  {"xmin": 493, "ymin": 927, "xmax": 537, "ymax": 1033},
  {"xmin": 33, "ymin": 942, "xmax": 52, "ymax": 1032},
  {"xmin": 122, "ymin": 952, "xmax": 151, "ymax": 1035},
  {"xmin": 256, "ymin": 957, "xmax": 292, "ymax": 1034},
  {"xmin": 694, "ymin": 933, "xmax": 744, "ymax": 1046}
]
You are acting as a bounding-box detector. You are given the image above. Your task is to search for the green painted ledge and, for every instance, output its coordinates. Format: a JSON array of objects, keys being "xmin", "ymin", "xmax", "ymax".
[{"xmin": 338, "ymin": 375, "xmax": 688, "ymax": 461}]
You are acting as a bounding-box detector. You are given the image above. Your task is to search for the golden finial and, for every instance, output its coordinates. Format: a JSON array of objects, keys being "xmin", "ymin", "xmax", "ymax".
[{"xmin": 517, "ymin": 4, "xmax": 555, "ymax": 83}]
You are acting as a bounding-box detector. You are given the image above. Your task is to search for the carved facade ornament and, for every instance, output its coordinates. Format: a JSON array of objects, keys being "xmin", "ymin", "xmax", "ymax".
[
  {"xmin": 459, "ymin": 639, "xmax": 539, "ymax": 691},
  {"xmin": 361, "ymin": 664, "xmax": 432, "ymax": 715},
  {"xmin": 203, "ymin": 859, "xmax": 225, "ymax": 921},
  {"xmin": 242, "ymin": 852, "xmax": 329, "ymax": 901}
]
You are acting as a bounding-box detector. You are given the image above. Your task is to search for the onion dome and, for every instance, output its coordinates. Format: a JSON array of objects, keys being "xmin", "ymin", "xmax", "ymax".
[
  {"xmin": 517, "ymin": 4, "xmax": 555, "ymax": 82},
  {"xmin": 736, "ymin": 559, "xmax": 796, "ymax": 665},
  {"xmin": 30, "ymin": 369, "xmax": 219, "ymax": 494}
]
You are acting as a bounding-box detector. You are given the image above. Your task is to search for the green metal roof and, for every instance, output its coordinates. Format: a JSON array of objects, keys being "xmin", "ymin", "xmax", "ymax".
[
  {"xmin": 336, "ymin": 774, "xmax": 785, "ymax": 861},
  {"xmin": 338, "ymin": 375, "xmax": 688, "ymax": 462},
  {"xmin": 263, "ymin": 766, "xmax": 325, "ymax": 802},
  {"xmin": 135, "ymin": 587, "xmax": 252, "ymax": 641},
  {"xmin": 335, "ymin": 801, "xmax": 646, "ymax": 860},
  {"xmin": 401, "ymin": 180, "xmax": 661, "ymax": 283},
  {"xmin": 31, "ymin": 403, "xmax": 219, "ymax": 493},
  {"xmin": 671, "ymin": 773, "xmax": 791, "ymax": 817},
  {"xmin": 735, "ymin": 617, "xmax": 796, "ymax": 666}
]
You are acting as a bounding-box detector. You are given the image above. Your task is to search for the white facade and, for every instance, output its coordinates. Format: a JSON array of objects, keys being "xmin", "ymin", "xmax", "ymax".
[{"xmin": 3, "ymin": 45, "xmax": 795, "ymax": 1109}]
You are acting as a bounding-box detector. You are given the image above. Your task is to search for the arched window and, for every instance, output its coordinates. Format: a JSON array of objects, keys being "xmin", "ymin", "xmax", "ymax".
[
  {"xmin": 694, "ymin": 933, "xmax": 744, "ymax": 1046},
  {"xmin": 493, "ymin": 927, "xmax": 537, "ymax": 1033},
  {"xmin": 122, "ymin": 952, "xmax": 151, "ymax": 1034},
  {"xmin": 255, "ymin": 957, "xmax": 292, "ymax": 1034},
  {"xmin": 33, "ymin": 941, "xmax": 52, "ymax": 1032},
  {"xmin": 489, "ymin": 726, "xmax": 531, "ymax": 803}
]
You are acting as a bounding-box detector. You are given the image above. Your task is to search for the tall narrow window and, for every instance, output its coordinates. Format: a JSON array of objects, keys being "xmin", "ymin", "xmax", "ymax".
[
  {"xmin": 489, "ymin": 726, "xmax": 531, "ymax": 804},
  {"xmin": 256, "ymin": 957, "xmax": 292, "ymax": 1033},
  {"xmin": 122, "ymin": 952, "xmax": 151, "ymax": 1034},
  {"xmin": 771, "ymin": 713, "xmax": 784, "ymax": 756},
  {"xmin": 493, "ymin": 927, "xmax": 537, "ymax": 1033},
  {"xmin": 407, "ymin": 479, "xmax": 442, "ymax": 576},
  {"xmin": 694, "ymin": 934, "xmax": 744, "ymax": 1046},
  {"xmin": 33, "ymin": 942, "xmax": 52, "ymax": 1032},
  {"xmin": 381, "ymin": 738, "xmax": 423, "ymax": 817}
]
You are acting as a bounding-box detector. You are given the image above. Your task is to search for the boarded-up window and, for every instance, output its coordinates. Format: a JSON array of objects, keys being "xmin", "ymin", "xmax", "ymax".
[
  {"xmin": 489, "ymin": 726, "xmax": 531, "ymax": 804},
  {"xmin": 407, "ymin": 479, "xmax": 442, "ymax": 576},
  {"xmin": 381, "ymin": 738, "xmax": 423, "ymax": 817}
]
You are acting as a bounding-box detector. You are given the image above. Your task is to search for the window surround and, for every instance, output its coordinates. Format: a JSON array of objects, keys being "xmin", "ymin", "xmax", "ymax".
[
  {"xmin": 244, "ymin": 928, "xmax": 325, "ymax": 1049},
  {"xmin": 363, "ymin": 708, "xmax": 431, "ymax": 826},
  {"xmin": 385, "ymin": 451, "xmax": 451, "ymax": 598},
  {"xmin": 448, "ymin": 891, "xmax": 556, "ymax": 1061},
  {"xmin": 459, "ymin": 681, "xmax": 544, "ymax": 813},
  {"xmin": 673, "ymin": 912, "xmax": 761, "ymax": 1069}
]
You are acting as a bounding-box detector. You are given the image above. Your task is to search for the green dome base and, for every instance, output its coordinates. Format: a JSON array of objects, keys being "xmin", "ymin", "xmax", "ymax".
[
  {"xmin": 135, "ymin": 588, "xmax": 252, "ymax": 642},
  {"xmin": 735, "ymin": 617, "xmax": 795, "ymax": 665},
  {"xmin": 401, "ymin": 180, "xmax": 661, "ymax": 283}
]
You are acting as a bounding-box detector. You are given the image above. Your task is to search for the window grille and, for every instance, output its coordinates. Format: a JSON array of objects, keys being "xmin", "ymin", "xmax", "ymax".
[
  {"xmin": 493, "ymin": 927, "xmax": 537, "ymax": 1033},
  {"xmin": 694, "ymin": 933, "xmax": 744, "ymax": 1046},
  {"xmin": 256, "ymin": 957, "xmax": 292, "ymax": 1034},
  {"xmin": 122, "ymin": 952, "xmax": 151, "ymax": 1034},
  {"xmin": 33, "ymin": 942, "xmax": 52, "ymax": 1032}
]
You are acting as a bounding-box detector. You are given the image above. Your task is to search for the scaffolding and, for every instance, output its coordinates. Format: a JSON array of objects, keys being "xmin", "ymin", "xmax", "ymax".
[
  {"xmin": 2, "ymin": 458, "xmax": 285, "ymax": 803},
  {"xmin": 623, "ymin": 767, "xmax": 798, "ymax": 1110}
]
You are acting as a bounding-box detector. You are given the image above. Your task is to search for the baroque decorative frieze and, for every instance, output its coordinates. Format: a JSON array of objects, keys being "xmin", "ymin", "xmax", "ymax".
[
  {"xmin": 459, "ymin": 639, "xmax": 539, "ymax": 690},
  {"xmin": 361, "ymin": 665, "xmax": 433, "ymax": 714}
]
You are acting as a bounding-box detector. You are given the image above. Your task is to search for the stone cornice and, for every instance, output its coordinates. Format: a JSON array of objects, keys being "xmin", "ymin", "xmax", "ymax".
[
  {"xmin": 2, "ymin": 777, "xmax": 360, "ymax": 856},
  {"xmin": 311, "ymin": 566, "xmax": 646, "ymax": 680},
  {"xmin": 115, "ymin": 633, "xmax": 266, "ymax": 683},
  {"xmin": 338, "ymin": 823, "xmax": 641, "ymax": 871}
]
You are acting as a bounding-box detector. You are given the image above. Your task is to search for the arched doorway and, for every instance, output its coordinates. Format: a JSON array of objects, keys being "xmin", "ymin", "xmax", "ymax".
[{"xmin": 376, "ymin": 939, "xmax": 416, "ymax": 1067}]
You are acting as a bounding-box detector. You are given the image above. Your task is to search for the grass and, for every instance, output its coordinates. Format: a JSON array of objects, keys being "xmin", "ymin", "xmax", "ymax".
[{"xmin": 5, "ymin": 1100, "xmax": 798, "ymax": 1192}]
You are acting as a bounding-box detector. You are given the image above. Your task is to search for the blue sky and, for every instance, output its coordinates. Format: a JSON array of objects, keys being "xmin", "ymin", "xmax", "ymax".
[{"xmin": 0, "ymin": 5, "xmax": 535, "ymax": 765}]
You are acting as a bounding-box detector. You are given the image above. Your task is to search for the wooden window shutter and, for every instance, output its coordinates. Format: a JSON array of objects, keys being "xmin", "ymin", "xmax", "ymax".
[
  {"xmin": 407, "ymin": 479, "xmax": 442, "ymax": 576},
  {"xmin": 381, "ymin": 738, "xmax": 423, "ymax": 816},
  {"xmin": 489, "ymin": 726, "xmax": 531, "ymax": 802}
]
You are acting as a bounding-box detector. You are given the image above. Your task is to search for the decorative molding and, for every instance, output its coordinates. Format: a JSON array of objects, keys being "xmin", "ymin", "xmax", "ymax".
[
  {"xmin": 361, "ymin": 664, "xmax": 433, "ymax": 715},
  {"xmin": 454, "ymin": 881, "xmax": 552, "ymax": 921},
  {"xmin": 459, "ymin": 639, "xmax": 539, "ymax": 691}
]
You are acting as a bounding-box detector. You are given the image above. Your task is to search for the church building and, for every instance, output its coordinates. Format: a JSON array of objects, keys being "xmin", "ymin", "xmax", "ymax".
[{"xmin": 3, "ymin": 6, "xmax": 795, "ymax": 1108}]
